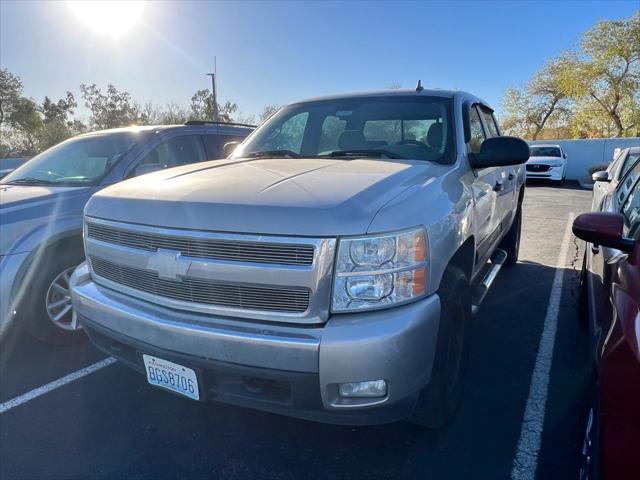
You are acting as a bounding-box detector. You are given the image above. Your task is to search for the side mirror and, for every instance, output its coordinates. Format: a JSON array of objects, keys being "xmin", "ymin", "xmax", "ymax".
[
  {"xmin": 223, "ymin": 141, "xmax": 240, "ymax": 158},
  {"xmin": 572, "ymin": 212, "xmax": 635, "ymax": 252},
  {"xmin": 134, "ymin": 163, "xmax": 164, "ymax": 177},
  {"xmin": 470, "ymin": 136, "xmax": 530, "ymax": 169},
  {"xmin": 591, "ymin": 170, "xmax": 610, "ymax": 183}
]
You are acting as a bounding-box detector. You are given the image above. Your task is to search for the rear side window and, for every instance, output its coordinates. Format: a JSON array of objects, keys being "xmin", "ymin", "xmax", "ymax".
[
  {"xmin": 468, "ymin": 106, "xmax": 485, "ymax": 154},
  {"xmin": 139, "ymin": 135, "xmax": 206, "ymax": 169},
  {"xmin": 480, "ymin": 108, "xmax": 499, "ymax": 138}
]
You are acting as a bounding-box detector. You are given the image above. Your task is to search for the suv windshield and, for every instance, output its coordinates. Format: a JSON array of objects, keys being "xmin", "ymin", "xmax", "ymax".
[
  {"xmin": 1, "ymin": 132, "xmax": 139, "ymax": 186},
  {"xmin": 530, "ymin": 146, "xmax": 561, "ymax": 157},
  {"xmin": 233, "ymin": 96, "xmax": 455, "ymax": 164}
]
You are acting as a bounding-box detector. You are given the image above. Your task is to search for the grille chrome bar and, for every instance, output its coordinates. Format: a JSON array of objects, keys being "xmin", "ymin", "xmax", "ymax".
[
  {"xmin": 87, "ymin": 222, "xmax": 315, "ymax": 266},
  {"xmin": 84, "ymin": 216, "xmax": 337, "ymax": 324},
  {"xmin": 90, "ymin": 257, "xmax": 310, "ymax": 313}
]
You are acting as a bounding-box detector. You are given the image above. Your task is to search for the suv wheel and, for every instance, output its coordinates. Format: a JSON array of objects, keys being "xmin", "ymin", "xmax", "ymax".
[
  {"xmin": 23, "ymin": 249, "xmax": 87, "ymax": 346},
  {"xmin": 409, "ymin": 266, "xmax": 470, "ymax": 428}
]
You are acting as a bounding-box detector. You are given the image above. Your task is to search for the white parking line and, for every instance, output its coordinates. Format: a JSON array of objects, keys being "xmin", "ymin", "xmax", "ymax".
[
  {"xmin": 511, "ymin": 212, "xmax": 575, "ymax": 480},
  {"xmin": 0, "ymin": 357, "xmax": 116, "ymax": 414}
]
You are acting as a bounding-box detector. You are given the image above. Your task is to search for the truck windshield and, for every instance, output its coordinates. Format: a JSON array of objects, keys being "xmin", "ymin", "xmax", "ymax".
[
  {"xmin": 233, "ymin": 96, "xmax": 455, "ymax": 164},
  {"xmin": 1, "ymin": 132, "xmax": 139, "ymax": 186}
]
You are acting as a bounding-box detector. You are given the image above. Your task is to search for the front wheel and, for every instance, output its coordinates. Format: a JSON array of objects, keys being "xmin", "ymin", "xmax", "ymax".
[
  {"xmin": 22, "ymin": 248, "xmax": 87, "ymax": 346},
  {"xmin": 500, "ymin": 205, "xmax": 522, "ymax": 268},
  {"xmin": 409, "ymin": 266, "xmax": 470, "ymax": 428}
]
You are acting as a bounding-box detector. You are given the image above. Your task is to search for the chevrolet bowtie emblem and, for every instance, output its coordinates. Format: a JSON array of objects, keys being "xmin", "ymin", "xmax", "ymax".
[{"xmin": 147, "ymin": 248, "xmax": 190, "ymax": 281}]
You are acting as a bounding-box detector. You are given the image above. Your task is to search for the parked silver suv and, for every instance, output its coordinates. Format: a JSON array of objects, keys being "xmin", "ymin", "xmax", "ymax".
[
  {"xmin": 71, "ymin": 89, "xmax": 529, "ymax": 426},
  {"xmin": 0, "ymin": 121, "xmax": 253, "ymax": 345}
]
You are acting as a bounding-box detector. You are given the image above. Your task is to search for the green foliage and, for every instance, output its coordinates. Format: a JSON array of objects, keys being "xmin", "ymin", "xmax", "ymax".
[
  {"xmin": 258, "ymin": 104, "xmax": 280, "ymax": 123},
  {"xmin": 502, "ymin": 12, "xmax": 640, "ymax": 139},
  {"xmin": 0, "ymin": 68, "xmax": 23, "ymax": 127},
  {"xmin": 80, "ymin": 83, "xmax": 142, "ymax": 130}
]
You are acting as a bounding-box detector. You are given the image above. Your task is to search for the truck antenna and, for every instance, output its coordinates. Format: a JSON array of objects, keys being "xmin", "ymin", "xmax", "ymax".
[{"xmin": 416, "ymin": 80, "xmax": 424, "ymax": 92}]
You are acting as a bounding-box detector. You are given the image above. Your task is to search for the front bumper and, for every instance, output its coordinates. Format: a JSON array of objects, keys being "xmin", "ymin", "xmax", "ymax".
[
  {"xmin": 525, "ymin": 165, "xmax": 564, "ymax": 181},
  {"xmin": 71, "ymin": 262, "xmax": 441, "ymax": 425},
  {"xmin": 0, "ymin": 251, "xmax": 30, "ymax": 338}
]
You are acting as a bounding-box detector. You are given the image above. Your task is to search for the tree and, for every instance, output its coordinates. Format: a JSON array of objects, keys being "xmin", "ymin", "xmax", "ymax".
[
  {"xmin": 80, "ymin": 83, "xmax": 142, "ymax": 129},
  {"xmin": 189, "ymin": 89, "xmax": 238, "ymax": 122},
  {"xmin": 258, "ymin": 104, "xmax": 280, "ymax": 123},
  {"xmin": 6, "ymin": 97, "xmax": 43, "ymax": 154},
  {"xmin": 0, "ymin": 68, "xmax": 23, "ymax": 127},
  {"xmin": 41, "ymin": 92, "xmax": 77, "ymax": 125},
  {"xmin": 560, "ymin": 12, "xmax": 640, "ymax": 137},
  {"xmin": 501, "ymin": 57, "xmax": 571, "ymax": 140}
]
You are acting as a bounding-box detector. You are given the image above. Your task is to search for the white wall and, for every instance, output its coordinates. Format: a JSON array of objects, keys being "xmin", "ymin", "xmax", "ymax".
[{"xmin": 528, "ymin": 137, "xmax": 640, "ymax": 181}]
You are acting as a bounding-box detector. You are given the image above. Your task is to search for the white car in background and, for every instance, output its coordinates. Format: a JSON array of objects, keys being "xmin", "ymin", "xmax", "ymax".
[{"xmin": 525, "ymin": 144, "xmax": 567, "ymax": 184}]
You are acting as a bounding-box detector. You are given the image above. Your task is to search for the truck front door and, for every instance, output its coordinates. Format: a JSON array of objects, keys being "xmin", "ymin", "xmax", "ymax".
[{"xmin": 467, "ymin": 104, "xmax": 500, "ymax": 264}]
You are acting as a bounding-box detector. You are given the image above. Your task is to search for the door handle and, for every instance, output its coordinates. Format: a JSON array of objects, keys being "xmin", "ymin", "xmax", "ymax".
[
  {"xmin": 508, "ymin": 172, "xmax": 515, "ymax": 180},
  {"xmin": 493, "ymin": 181, "xmax": 503, "ymax": 192}
]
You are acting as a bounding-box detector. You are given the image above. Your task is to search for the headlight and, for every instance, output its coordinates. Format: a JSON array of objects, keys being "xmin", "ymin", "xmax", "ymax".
[
  {"xmin": 332, "ymin": 227, "xmax": 427, "ymax": 312},
  {"xmin": 549, "ymin": 163, "xmax": 564, "ymax": 168}
]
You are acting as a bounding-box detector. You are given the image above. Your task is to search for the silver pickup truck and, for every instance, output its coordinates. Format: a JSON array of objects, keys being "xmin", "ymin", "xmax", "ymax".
[{"xmin": 70, "ymin": 89, "xmax": 529, "ymax": 426}]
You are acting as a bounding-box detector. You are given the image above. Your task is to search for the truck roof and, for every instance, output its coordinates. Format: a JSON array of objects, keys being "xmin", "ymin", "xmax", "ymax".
[
  {"xmin": 292, "ymin": 88, "xmax": 491, "ymax": 110},
  {"xmin": 78, "ymin": 122, "xmax": 255, "ymax": 138}
]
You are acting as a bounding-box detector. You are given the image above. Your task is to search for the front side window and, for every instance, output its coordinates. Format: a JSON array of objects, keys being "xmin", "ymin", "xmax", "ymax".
[
  {"xmin": 480, "ymin": 108, "xmax": 499, "ymax": 138},
  {"xmin": 1, "ymin": 132, "xmax": 139, "ymax": 186},
  {"xmin": 232, "ymin": 96, "xmax": 455, "ymax": 164},
  {"xmin": 468, "ymin": 106, "xmax": 485, "ymax": 155},
  {"xmin": 139, "ymin": 135, "xmax": 206, "ymax": 170}
]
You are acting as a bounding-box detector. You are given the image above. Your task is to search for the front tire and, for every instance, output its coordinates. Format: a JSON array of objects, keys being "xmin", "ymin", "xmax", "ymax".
[
  {"xmin": 409, "ymin": 266, "xmax": 470, "ymax": 428},
  {"xmin": 22, "ymin": 248, "xmax": 87, "ymax": 346},
  {"xmin": 500, "ymin": 204, "xmax": 522, "ymax": 268}
]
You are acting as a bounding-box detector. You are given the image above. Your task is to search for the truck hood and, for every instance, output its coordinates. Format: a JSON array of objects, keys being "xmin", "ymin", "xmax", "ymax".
[{"xmin": 86, "ymin": 158, "xmax": 444, "ymax": 236}]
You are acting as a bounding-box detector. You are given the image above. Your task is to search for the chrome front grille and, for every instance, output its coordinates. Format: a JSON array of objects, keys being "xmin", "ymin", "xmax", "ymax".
[
  {"xmin": 90, "ymin": 256, "xmax": 310, "ymax": 313},
  {"xmin": 84, "ymin": 217, "xmax": 336, "ymax": 324},
  {"xmin": 87, "ymin": 222, "xmax": 315, "ymax": 266}
]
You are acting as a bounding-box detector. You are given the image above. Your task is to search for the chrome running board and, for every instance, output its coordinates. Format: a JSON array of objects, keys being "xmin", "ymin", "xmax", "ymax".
[{"xmin": 471, "ymin": 248, "xmax": 507, "ymax": 315}]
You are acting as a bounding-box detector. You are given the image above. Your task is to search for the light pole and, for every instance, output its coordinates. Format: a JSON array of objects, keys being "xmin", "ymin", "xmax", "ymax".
[{"xmin": 206, "ymin": 71, "xmax": 218, "ymax": 122}]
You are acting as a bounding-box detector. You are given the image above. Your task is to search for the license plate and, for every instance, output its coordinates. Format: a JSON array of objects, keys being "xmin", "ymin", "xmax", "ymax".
[{"xmin": 142, "ymin": 354, "xmax": 200, "ymax": 400}]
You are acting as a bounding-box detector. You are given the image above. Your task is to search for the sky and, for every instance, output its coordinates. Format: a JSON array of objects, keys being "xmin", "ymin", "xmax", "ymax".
[{"xmin": 1, "ymin": 1, "xmax": 638, "ymax": 122}]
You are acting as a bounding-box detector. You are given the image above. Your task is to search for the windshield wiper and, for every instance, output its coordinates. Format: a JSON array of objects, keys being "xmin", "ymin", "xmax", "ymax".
[
  {"xmin": 2, "ymin": 177, "xmax": 57, "ymax": 185},
  {"xmin": 323, "ymin": 149, "xmax": 406, "ymax": 159},
  {"xmin": 245, "ymin": 150, "xmax": 301, "ymax": 159}
]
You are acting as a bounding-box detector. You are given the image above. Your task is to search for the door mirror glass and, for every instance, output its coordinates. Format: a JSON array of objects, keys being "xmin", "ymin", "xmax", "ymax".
[
  {"xmin": 470, "ymin": 136, "xmax": 530, "ymax": 168},
  {"xmin": 223, "ymin": 141, "xmax": 240, "ymax": 158},
  {"xmin": 572, "ymin": 212, "xmax": 635, "ymax": 252},
  {"xmin": 591, "ymin": 170, "xmax": 610, "ymax": 183}
]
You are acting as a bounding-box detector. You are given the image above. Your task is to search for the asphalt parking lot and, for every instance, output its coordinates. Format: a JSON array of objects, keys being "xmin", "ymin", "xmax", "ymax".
[{"xmin": 0, "ymin": 183, "xmax": 592, "ymax": 480}]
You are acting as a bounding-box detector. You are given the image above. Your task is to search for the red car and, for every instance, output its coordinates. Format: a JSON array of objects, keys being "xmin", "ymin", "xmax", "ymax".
[{"xmin": 573, "ymin": 160, "xmax": 640, "ymax": 480}]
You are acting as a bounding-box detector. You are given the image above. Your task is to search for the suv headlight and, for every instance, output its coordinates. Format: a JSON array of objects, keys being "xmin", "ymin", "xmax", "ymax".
[
  {"xmin": 549, "ymin": 163, "xmax": 563, "ymax": 168},
  {"xmin": 332, "ymin": 227, "xmax": 427, "ymax": 312}
]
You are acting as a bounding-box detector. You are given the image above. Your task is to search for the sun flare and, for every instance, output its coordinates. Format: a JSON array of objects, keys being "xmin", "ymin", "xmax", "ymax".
[{"xmin": 67, "ymin": 1, "xmax": 145, "ymax": 38}]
